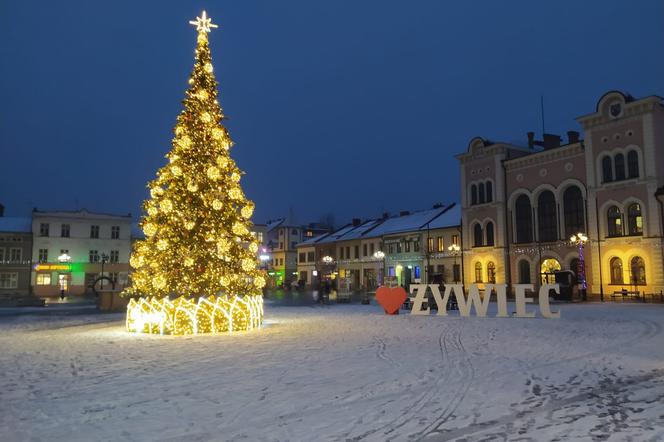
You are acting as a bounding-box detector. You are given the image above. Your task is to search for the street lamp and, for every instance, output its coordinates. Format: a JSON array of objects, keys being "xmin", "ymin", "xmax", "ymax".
[
  {"xmin": 57, "ymin": 253, "xmax": 72, "ymax": 300},
  {"xmin": 570, "ymin": 233, "xmax": 588, "ymax": 301},
  {"xmin": 448, "ymin": 244, "xmax": 461, "ymax": 283},
  {"xmin": 100, "ymin": 253, "xmax": 109, "ymax": 290},
  {"xmin": 373, "ymin": 251, "xmax": 385, "ymax": 286},
  {"xmin": 322, "ymin": 255, "xmax": 334, "ymax": 264}
]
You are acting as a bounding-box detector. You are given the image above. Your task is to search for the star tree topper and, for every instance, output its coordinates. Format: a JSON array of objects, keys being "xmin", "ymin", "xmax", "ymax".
[{"xmin": 189, "ymin": 10, "xmax": 218, "ymax": 33}]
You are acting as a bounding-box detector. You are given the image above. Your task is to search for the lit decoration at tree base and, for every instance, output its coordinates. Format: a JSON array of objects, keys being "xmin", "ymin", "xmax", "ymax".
[{"xmin": 126, "ymin": 295, "xmax": 263, "ymax": 335}]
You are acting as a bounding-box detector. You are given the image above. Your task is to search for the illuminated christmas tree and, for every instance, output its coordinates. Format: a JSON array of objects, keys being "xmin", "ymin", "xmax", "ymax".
[{"xmin": 124, "ymin": 11, "xmax": 264, "ymax": 335}]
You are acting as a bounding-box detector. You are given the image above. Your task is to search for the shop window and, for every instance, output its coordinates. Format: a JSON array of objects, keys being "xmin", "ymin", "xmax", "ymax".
[
  {"xmin": 487, "ymin": 262, "xmax": 496, "ymax": 283},
  {"xmin": 602, "ymin": 156, "xmax": 613, "ymax": 183},
  {"xmin": 36, "ymin": 273, "xmax": 51, "ymax": 285},
  {"xmin": 630, "ymin": 256, "xmax": 646, "ymax": 285},
  {"xmin": 537, "ymin": 191, "xmax": 558, "ymax": 242},
  {"xmin": 610, "ymin": 257, "xmax": 623, "ymax": 284},
  {"xmin": 474, "ymin": 262, "xmax": 483, "ymax": 283},
  {"xmin": 627, "ymin": 203, "xmax": 643, "ymax": 236}
]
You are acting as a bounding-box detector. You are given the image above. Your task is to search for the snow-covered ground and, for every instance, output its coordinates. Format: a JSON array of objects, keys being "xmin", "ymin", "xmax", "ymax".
[{"xmin": 1, "ymin": 302, "xmax": 663, "ymax": 441}]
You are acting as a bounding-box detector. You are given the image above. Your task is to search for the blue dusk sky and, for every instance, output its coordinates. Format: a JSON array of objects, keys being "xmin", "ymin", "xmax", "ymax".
[{"xmin": 1, "ymin": 0, "xmax": 662, "ymax": 225}]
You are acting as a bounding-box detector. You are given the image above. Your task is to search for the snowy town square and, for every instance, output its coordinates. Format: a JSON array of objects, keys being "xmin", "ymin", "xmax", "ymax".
[
  {"xmin": 2, "ymin": 1, "xmax": 664, "ymax": 441},
  {"xmin": 1, "ymin": 297, "xmax": 663, "ymax": 441}
]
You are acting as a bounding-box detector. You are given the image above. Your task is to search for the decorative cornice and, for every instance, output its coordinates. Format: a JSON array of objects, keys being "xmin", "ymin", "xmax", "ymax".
[{"xmin": 504, "ymin": 143, "xmax": 584, "ymax": 171}]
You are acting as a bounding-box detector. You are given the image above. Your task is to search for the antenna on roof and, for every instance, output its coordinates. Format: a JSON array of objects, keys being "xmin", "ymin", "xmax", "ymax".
[{"xmin": 540, "ymin": 95, "xmax": 546, "ymax": 135}]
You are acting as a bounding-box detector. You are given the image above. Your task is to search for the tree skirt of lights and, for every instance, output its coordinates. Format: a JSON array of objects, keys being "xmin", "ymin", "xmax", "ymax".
[{"xmin": 126, "ymin": 295, "xmax": 263, "ymax": 335}]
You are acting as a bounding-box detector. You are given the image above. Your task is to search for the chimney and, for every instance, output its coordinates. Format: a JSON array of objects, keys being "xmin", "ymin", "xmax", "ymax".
[
  {"xmin": 542, "ymin": 133, "xmax": 561, "ymax": 149},
  {"xmin": 382, "ymin": 212, "xmax": 390, "ymax": 219},
  {"xmin": 399, "ymin": 211, "xmax": 410, "ymax": 217},
  {"xmin": 527, "ymin": 131, "xmax": 535, "ymax": 149},
  {"xmin": 567, "ymin": 130, "xmax": 580, "ymax": 144},
  {"xmin": 352, "ymin": 218, "xmax": 361, "ymax": 226},
  {"xmin": 432, "ymin": 203, "xmax": 444, "ymax": 209}
]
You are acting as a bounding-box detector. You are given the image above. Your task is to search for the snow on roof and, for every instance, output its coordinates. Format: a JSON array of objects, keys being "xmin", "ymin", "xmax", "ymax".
[
  {"xmin": 423, "ymin": 204, "xmax": 461, "ymax": 230},
  {"xmin": 336, "ymin": 219, "xmax": 383, "ymax": 241},
  {"xmin": 297, "ymin": 233, "xmax": 331, "ymax": 247},
  {"xmin": 364, "ymin": 208, "xmax": 446, "ymax": 237},
  {"xmin": 313, "ymin": 224, "xmax": 359, "ymax": 244},
  {"xmin": 0, "ymin": 217, "xmax": 32, "ymax": 233},
  {"xmin": 266, "ymin": 218, "xmax": 285, "ymax": 232}
]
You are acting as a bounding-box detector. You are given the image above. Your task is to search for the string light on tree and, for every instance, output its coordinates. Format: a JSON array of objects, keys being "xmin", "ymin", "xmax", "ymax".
[{"xmin": 124, "ymin": 11, "xmax": 264, "ymax": 335}]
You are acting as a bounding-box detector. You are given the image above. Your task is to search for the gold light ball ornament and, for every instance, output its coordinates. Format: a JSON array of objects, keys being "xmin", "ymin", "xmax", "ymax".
[
  {"xmin": 187, "ymin": 182, "xmax": 199, "ymax": 192},
  {"xmin": 157, "ymin": 239, "xmax": 168, "ymax": 251},
  {"xmin": 241, "ymin": 203, "xmax": 255, "ymax": 219},
  {"xmin": 249, "ymin": 242, "xmax": 258, "ymax": 253},
  {"xmin": 211, "ymin": 127, "xmax": 224, "ymax": 140},
  {"xmin": 204, "ymin": 62, "xmax": 213, "ymax": 73},
  {"xmin": 171, "ymin": 165, "xmax": 182, "ymax": 176},
  {"xmin": 197, "ymin": 89, "xmax": 209, "ymax": 100},
  {"xmin": 241, "ymin": 258, "xmax": 255, "ymax": 272},
  {"xmin": 212, "ymin": 199, "xmax": 223, "ymax": 210},
  {"xmin": 150, "ymin": 186, "xmax": 164, "ymax": 199},
  {"xmin": 221, "ymin": 139, "xmax": 231, "ymax": 150},
  {"xmin": 201, "ymin": 112, "xmax": 212, "ymax": 123},
  {"xmin": 232, "ymin": 222, "xmax": 249, "ymax": 237},
  {"xmin": 147, "ymin": 206, "xmax": 158, "ymax": 216},
  {"xmin": 178, "ymin": 135, "xmax": 192, "ymax": 149},
  {"xmin": 184, "ymin": 257, "xmax": 194, "ymax": 267},
  {"xmin": 229, "ymin": 187, "xmax": 243, "ymax": 200},
  {"xmin": 154, "ymin": 275, "xmax": 167, "ymax": 290},
  {"xmin": 185, "ymin": 220, "xmax": 196, "ymax": 230},
  {"xmin": 220, "ymin": 276, "xmax": 230, "ymax": 287},
  {"xmin": 254, "ymin": 275, "xmax": 266, "ymax": 289},
  {"xmin": 216, "ymin": 156, "xmax": 228, "ymax": 168},
  {"xmin": 207, "ymin": 166, "xmax": 221, "ymax": 180},
  {"xmin": 143, "ymin": 223, "xmax": 157, "ymax": 237},
  {"xmin": 217, "ymin": 240, "xmax": 230, "ymax": 254},
  {"xmin": 230, "ymin": 172, "xmax": 241, "ymax": 183},
  {"xmin": 160, "ymin": 199, "xmax": 174, "ymax": 213},
  {"xmin": 175, "ymin": 125, "xmax": 185, "ymax": 136}
]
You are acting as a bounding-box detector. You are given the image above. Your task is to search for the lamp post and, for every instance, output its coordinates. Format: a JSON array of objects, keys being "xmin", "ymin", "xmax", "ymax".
[
  {"xmin": 570, "ymin": 233, "xmax": 588, "ymax": 301},
  {"xmin": 448, "ymin": 244, "xmax": 460, "ymax": 283},
  {"xmin": 373, "ymin": 250, "xmax": 385, "ymax": 286}
]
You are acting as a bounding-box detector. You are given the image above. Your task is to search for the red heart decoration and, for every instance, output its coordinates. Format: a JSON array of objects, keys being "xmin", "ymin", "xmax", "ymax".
[{"xmin": 375, "ymin": 286, "xmax": 407, "ymax": 315}]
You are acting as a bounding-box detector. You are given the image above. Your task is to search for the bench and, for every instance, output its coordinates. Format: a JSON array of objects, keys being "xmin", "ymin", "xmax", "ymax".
[{"xmin": 611, "ymin": 289, "xmax": 640, "ymax": 301}]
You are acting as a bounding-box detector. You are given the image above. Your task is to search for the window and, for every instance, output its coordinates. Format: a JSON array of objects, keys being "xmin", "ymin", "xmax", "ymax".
[
  {"xmin": 452, "ymin": 234, "xmax": 459, "ymax": 246},
  {"xmin": 610, "ymin": 257, "xmax": 623, "ymax": 284},
  {"xmin": 388, "ymin": 244, "xmax": 394, "ymax": 254},
  {"xmin": 607, "ymin": 206, "xmax": 622, "ymax": 237},
  {"xmin": 414, "ymin": 266, "xmax": 421, "ymax": 279},
  {"xmin": 255, "ymin": 231, "xmax": 264, "ymax": 243},
  {"xmin": 486, "ymin": 181, "xmax": 493, "ymax": 203},
  {"xmin": 471, "ymin": 184, "xmax": 477, "ymax": 205},
  {"xmin": 396, "ymin": 243, "xmax": 402, "ymax": 253},
  {"xmin": 307, "ymin": 252, "xmax": 315, "ymax": 262},
  {"xmin": 478, "ymin": 182, "xmax": 485, "ymax": 204},
  {"xmin": 354, "ymin": 246, "xmax": 359, "ymax": 259},
  {"xmin": 9, "ymin": 248, "xmax": 21, "ymax": 262},
  {"xmin": 85, "ymin": 273, "xmax": 98, "ymax": 289},
  {"xmin": 363, "ymin": 244, "xmax": 367, "ymax": 257},
  {"xmin": 437, "ymin": 236, "xmax": 443, "ymax": 252},
  {"xmin": 474, "ymin": 262, "xmax": 483, "ymax": 283},
  {"xmin": 109, "ymin": 272, "xmax": 118, "ymax": 284},
  {"xmin": 602, "ymin": 156, "xmax": 613, "ymax": 183},
  {"xmin": 60, "ymin": 249, "xmax": 69, "ymax": 256},
  {"xmin": 537, "ymin": 191, "xmax": 558, "ymax": 242},
  {"xmin": 279, "ymin": 258, "xmax": 284, "ymax": 266},
  {"xmin": 614, "ymin": 153, "xmax": 625, "ymax": 181},
  {"xmin": 39, "ymin": 223, "xmax": 49, "ymax": 237},
  {"xmin": 279, "ymin": 229, "xmax": 284, "ymax": 236},
  {"xmin": 346, "ymin": 247, "xmax": 350, "ymax": 258},
  {"xmin": 89, "ymin": 250, "xmax": 99, "ymax": 263},
  {"xmin": 111, "ymin": 226, "xmax": 120, "ymax": 239},
  {"xmin": 291, "ymin": 229, "xmax": 298, "ymax": 235},
  {"xmin": 369, "ymin": 243, "xmax": 374, "ymax": 256},
  {"xmin": 61, "ymin": 224, "xmax": 70, "ymax": 238},
  {"xmin": 0, "ymin": 272, "xmax": 18, "ymax": 289},
  {"xmin": 486, "ymin": 222, "xmax": 494, "ymax": 246},
  {"xmin": 563, "ymin": 186, "xmax": 585, "ymax": 238},
  {"xmin": 110, "ymin": 250, "xmax": 119, "ymax": 263},
  {"xmin": 90, "ymin": 225, "xmax": 100, "ymax": 239},
  {"xmin": 630, "ymin": 256, "xmax": 646, "ymax": 285},
  {"xmin": 413, "ymin": 241, "xmax": 420, "ymax": 252},
  {"xmin": 627, "ymin": 203, "xmax": 643, "ymax": 236},
  {"xmin": 405, "ymin": 241, "xmax": 411, "ymax": 253},
  {"xmin": 0, "ymin": 248, "xmax": 4, "ymax": 262},
  {"xmin": 36, "ymin": 273, "xmax": 51, "ymax": 285},
  {"xmin": 518, "ymin": 260, "xmax": 531, "ymax": 284},
  {"xmin": 627, "ymin": 151, "xmax": 639, "ymax": 179},
  {"xmin": 306, "ymin": 231, "xmax": 313, "ymax": 237},
  {"xmin": 487, "ymin": 262, "xmax": 496, "ymax": 284},
  {"xmin": 388, "ymin": 266, "xmax": 395, "ymax": 277},
  {"xmin": 279, "ymin": 242, "xmax": 283, "ymax": 249},
  {"xmin": 515, "ymin": 194, "xmax": 533, "ymax": 243},
  {"xmin": 299, "ymin": 252, "xmax": 305, "ymax": 263},
  {"xmin": 38, "ymin": 249, "xmax": 48, "ymax": 263},
  {"xmin": 473, "ymin": 223, "xmax": 483, "ymax": 247},
  {"xmin": 427, "ymin": 237, "xmax": 434, "ymax": 253}
]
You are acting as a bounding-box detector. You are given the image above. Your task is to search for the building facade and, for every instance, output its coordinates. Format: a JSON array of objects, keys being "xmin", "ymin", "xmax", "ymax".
[
  {"xmin": 457, "ymin": 91, "xmax": 664, "ymax": 298},
  {"xmin": 31, "ymin": 210, "xmax": 133, "ymax": 298},
  {"xmin": 0, "ymin": 217, "xmax": 33, "ymax": 298}
]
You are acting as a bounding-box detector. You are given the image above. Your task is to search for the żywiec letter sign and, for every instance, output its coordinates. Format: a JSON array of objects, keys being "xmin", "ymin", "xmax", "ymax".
[{"xmin": 409, "ymin": 284, "xmax": 561, "ymax": 318}]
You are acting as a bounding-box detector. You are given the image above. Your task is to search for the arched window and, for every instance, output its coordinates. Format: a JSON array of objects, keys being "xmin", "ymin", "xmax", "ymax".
[
  {"xmin": 607, "ymin": 206, "xmax": 622, "ymax": 237},
  {"xmin": 518, "ymin": 260, "xmax": 531, "ymax": 284},
  {"xmin": 485, "ymin": 221, "xmax": 494, "ymax": 246},
  {"xmin": 627, "ymin": 203, "xmax": 643, "ymax": 236},
  {"xmin": 473, "ymin": 223, "xmax": 483, "ymax": 247},
  {"xmin": 614, "ymin": 153, "xmax": 626, "ymax": 181},
  {"xmin": 487, "ymin": 262, "xmax": 496, "ymax": 283},
  {"xmin": 610, "ymin": 257, "xmax": 623, "ymax": 284},
  {"xmin": 486, "ymin": 181, "xmax": 493, "ymax": 203},
  {"xmin": 630, "ymin": 256, "xmax": 646, "ymax": 285},
  {"xmin": 563, "ymin": 186, "xmax": 585, "ymax": 238},
  {"xmin": 474, "ymin": 262, "xmax": 483, "ymax": 283},
  {"xmin": 478, "ymin": 182, "xmax": 485, "ymax": 204},
  {"xmin": 471, "ymin": 184, "xmax": 477, "ymax": 205},
  {"xmin": 602, "ymin": 156, "xmax": 613, "ymax": 183},
  {"xmin": 627, "ymin": 150, "xmax": 639, "ymax": 178},
  {"xmin": 515, "ymin": 194, "xmax": 533, "ymax": 243},
  {"xmin": 537, "ymin": 191, "xmax": 558, "ymax": 242}
]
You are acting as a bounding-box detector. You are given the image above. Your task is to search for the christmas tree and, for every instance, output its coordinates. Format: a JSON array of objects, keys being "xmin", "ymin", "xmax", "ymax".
[{"xmin": 125, "ymin": 11, "xmax": 264, "ymax": 335}]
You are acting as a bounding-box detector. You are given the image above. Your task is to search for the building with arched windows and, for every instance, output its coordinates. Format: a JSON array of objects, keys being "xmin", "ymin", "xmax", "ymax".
[{"xmin": 457, "ymin": 91, "xmax": 664, "ymax": 298}]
